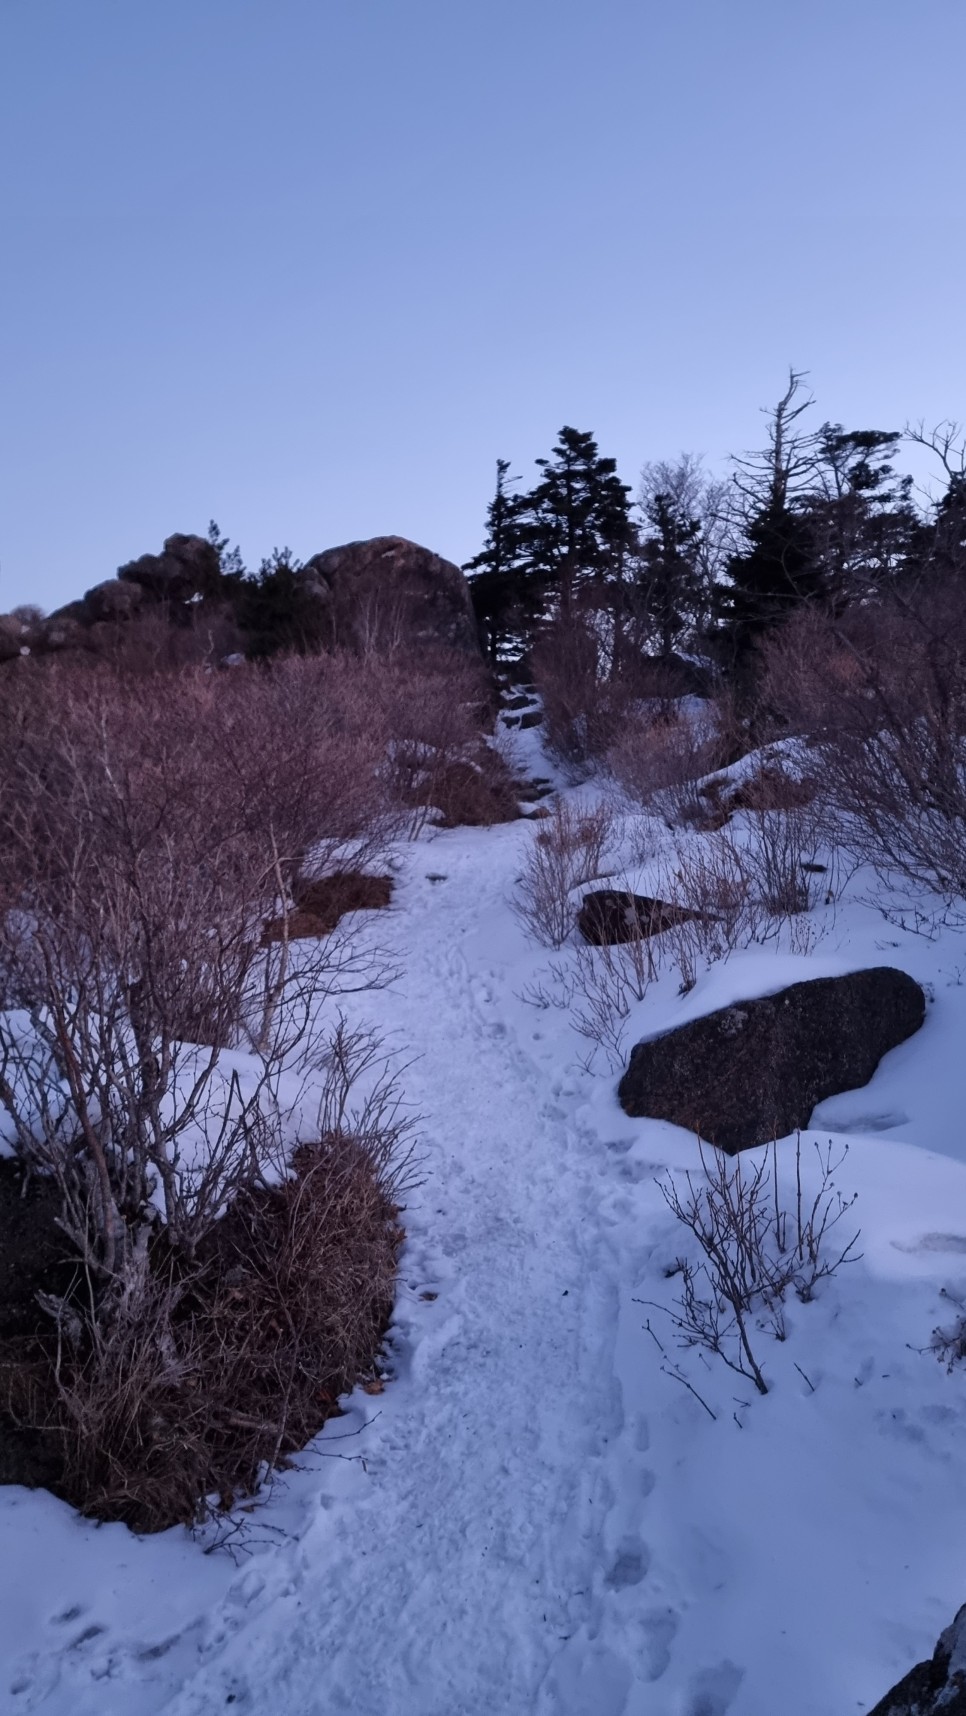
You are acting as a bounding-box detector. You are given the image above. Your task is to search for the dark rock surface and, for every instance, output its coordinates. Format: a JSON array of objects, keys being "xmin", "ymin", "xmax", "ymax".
[
  {"xmin": 118, "ymin": 532, "xmax": 222, "ymax": 601},
  {"xmin": 301, "ymin": 536, "xmax": 478, "ymax": 654},
  {"xmin": 618, "ymin": 967, "xmax": 926, "ymax": 1153},
  {"xmin": 577, "ymin": 890, "xmax": 706, "ymax": 946},
  {"xmin": 867, "ymin": 1605, "xmax": 966, "ymax": 1714}
]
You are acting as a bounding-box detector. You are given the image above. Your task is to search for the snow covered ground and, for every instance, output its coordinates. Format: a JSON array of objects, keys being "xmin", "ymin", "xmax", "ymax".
[{"xmin": 3, "ymin": 731, "xmax": 966, "ymax": 1716}]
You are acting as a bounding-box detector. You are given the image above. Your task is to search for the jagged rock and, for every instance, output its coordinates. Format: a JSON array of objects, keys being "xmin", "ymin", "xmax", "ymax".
[
  {"xmin": 618, "ymin": 967, "xmax": 926, "ymax": 1153},
  {"xmin": 82, "ymin": 579, "xmax": 145, "ymax": 622},
  {"xmin": 867, "ymin": 1604, "xmax": 966, "ymax": 1714},
  {"xmin": 118, "ymin": 533, "xmax": 221, "ymax": 601},
  {"xmin": 0, "ymin": 615, "xmax": 28, "ymax": 661},
  {"xmin": 38, "ymin": 609, "xmax": 86, "ymax": 651},
  {"xmin": 577, "ymin": 890, "xmax": 706, "ymax": 946},
  {"xmin": 300, "ymin": 536, "xmax": 478, "ymax": 654}
]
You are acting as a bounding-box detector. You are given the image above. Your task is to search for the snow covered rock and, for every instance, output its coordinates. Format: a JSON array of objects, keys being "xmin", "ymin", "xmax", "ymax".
[
  {"xmin": 618, "ymin": 967, "xmax": 926, "ymax": 1152},
  {"xmin": 577, "ymin": 889, "xmax": 705, "ymax": 945},
  {"xmin": 868, "ymin": 1603, "xmax": 966, "ymax": 1714}
]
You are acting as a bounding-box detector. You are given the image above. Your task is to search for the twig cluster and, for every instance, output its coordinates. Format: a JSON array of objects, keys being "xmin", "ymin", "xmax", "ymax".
[{"xmin": 649, "ymin": 1136, "xmax": 861, "ymax": 1396}]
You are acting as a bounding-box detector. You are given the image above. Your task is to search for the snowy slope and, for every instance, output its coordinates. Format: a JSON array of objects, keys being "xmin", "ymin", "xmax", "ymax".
[{"xmin": 3, "ymin": 785, "xmax": 966, "ymax": 1716}]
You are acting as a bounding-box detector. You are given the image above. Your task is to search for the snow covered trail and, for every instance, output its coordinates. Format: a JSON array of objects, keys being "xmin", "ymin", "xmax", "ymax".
[
  {"xmin": 149, "ymin": 825, "xmax": 653, "ymax": 1716},
  {"xmin": 7, "ymin": 800, "xmax": 966, "ymax": 1716}
]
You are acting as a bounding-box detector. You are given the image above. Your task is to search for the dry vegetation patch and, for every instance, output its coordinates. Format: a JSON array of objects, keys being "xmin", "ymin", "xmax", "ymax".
[{"xmin": 0, "ymin": 1138, "xmax": 404, "ymax": 1532}]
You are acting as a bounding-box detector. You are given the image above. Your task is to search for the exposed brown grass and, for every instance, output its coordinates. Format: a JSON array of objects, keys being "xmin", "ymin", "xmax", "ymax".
[
  {"xmin": 513, "ymin": 797, "xmax": 617, "ymax": 948},
  {"xmin": 2, "ymin": 1138, "xmax": 403, "ymax": 1532}
]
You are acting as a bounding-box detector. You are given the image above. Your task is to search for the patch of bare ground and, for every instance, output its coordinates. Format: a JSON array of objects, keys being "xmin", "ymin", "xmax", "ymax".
[{"xmin": 262, "ymin": 872, "xmax": 394, "ymax": 944}]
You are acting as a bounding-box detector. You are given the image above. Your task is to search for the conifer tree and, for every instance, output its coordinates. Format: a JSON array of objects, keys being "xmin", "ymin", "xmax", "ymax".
[
  {"xmin": 518, "ymin": 427, "xmax": 632, "ymax": 617},
  {"xmin": 720, "ymin": 371, "xmax": 824, "ymax": 646},
  {"xmin": 463, "ymin": 460, "xmax": 529, "ymax": 663},
  {"xmin": 633, "ymin": 488, "xmax": 703, "ymax": 662}
]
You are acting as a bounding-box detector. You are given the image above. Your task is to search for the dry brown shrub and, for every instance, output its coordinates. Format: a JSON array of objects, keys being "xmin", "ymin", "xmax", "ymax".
[
  {"xmin": 514, "ymin": 797, "xmax": 617, "ymax": 948},
  {"xmin": 262, "ymin": 873, "xmax": 394, "ymax": 944},
  {"xmin": 607, "ymin": 698, "xmax": 737, "ymax": 825},
  {"xmin": 21, "ymin": 1138, "xmax": 403, "ymax": 1532},
  {"xmin": 0, "ymin": 655, "xmax": 398, "ymax": 1299},
  {"xmin": 727, "ymin": 764, "xmax": 818, "ymax": 814},
  {"xmin": 0, "ymin": 1027, "xmax": 416, "ymax": 1531},
  {"xmin": 758, "ymin": 591, "xmax": 966, "ymax": 910},
  {"xmin": 375, "ymin": 646, "xmax": 521, "ymax": 831},
  {"xmin": 530, "ymin": 612, "xmax": 634, "ymax": 775}
]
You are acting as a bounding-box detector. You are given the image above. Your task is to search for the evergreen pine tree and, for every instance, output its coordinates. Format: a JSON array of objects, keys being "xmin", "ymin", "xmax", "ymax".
[
  {"xmin": 518, "ymin": 426, "xmax": 632, "ymax": 617},
  {"xmin": 720, "ymin": 371, "xmax": 824, "ymax": 647},
  {"xmin": 463, "ymin": 460, "xmax": 529, "ymax": 663},
  {"xmin": 633, "ymin": 489, "xmax": 703, "ymax": 661}
]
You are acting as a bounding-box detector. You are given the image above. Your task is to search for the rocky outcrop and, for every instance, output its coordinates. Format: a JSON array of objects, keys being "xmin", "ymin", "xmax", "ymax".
[
  {"xmin": 867, "ymin": 1605, "xmax": 966, "ymax": 1714},
  {"xmin": 82, "ymin": 579, "xmax": 146, "ymax": 623},
  {"xmin": 0, "ymin": 615, "xmax": 29, "ymax": 661},
  {"xmin": 300, "ymin": 536, "xmax": 478, "ymax": 654},
  {"xmin": 577, "ymin": 890, "xmax": 706, "ymax": 946},
  {"xmin": 618, "ymin": 968, "xmax": 926, "ymax": 1153},
  {"xmin": 117, "ymin": 533, "xmax": 222, "ymax": 601}
]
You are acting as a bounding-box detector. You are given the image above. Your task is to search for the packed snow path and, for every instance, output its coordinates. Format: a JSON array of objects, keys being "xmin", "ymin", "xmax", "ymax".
[
  {"xmin": 5, "ymin": 807, "xmax": 966, "ymax": 1715},
  {"xmin": 162, "ymin": 831, "xmax": 652, "ymax": 1716}
]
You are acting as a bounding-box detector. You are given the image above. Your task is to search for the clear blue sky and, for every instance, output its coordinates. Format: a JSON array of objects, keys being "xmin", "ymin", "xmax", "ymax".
[{"xmin": 1, "ymin": 0, "xmax": 964, "ymax": 611}]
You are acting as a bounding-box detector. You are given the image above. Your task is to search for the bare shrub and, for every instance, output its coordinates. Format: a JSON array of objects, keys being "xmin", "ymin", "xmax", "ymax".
[
  {"xmin": 374, "ymin": 646, "xmax": 519, "ymax": 832},
  {"xmin": 513, "ymin": 797, "xmax": 617, "ymax": 948},
  {"xmin": 759, "ymin": 590, "xmax": 966, "ymax": 915},
  {"xmin": 661, "ymin": 799, "xmax": 829, "ymax": 988},
  {"xmin": 0, "ymin": 660, "xmax": 395, "ymax": 1305},
  {"xmin": 932, "ymin": 1290, "xmax": 966, "ymax": 1371},
  {"xmin": 531, "ymin": 612, "xmax": 633, "ymax": 777},
  {"xmin": 735, "ymin": 803, "xmax": 827, "ymax": 921},
  {"xmin": 1, "ymin": 1022, "xmax": 417, "ymax": 1531},
  {"xmin": 568, "ymin": 935, "xmax": 658, "ymax": 1069},
  {"xmin": 607, "ymin": 695, "xmax": 742, "ymax": 826},
  {"xmin": 650, "ymin": 1138, "xmax": 861, "ymax": 1396},
  {"xmin": 659, "ymin": 839, "xmax": 759, "ymax": 987}
]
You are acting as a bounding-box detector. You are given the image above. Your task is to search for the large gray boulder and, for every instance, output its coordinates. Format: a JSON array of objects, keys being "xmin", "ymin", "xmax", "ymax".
[
  {"xmin": 82, "ymin": 578, "xmax": 145, "ymax": 622},
  {"xmin": 0, "ymin": 615, "xmax": 28, "ymax": 661},
  {"xmin": 117, "ymin": 532, "xmax": 221, "ymax": 601},
  {"xmin": 867, "ymin": 1605, "xmax": 966, "ymax": 1714},
  {"xmin": 300, "ymin": 535, "xmax": 478, "ymax": 654},
  {"xmin": 618, "ymin": 968, "xmax": 925, "ymax": 1153}
]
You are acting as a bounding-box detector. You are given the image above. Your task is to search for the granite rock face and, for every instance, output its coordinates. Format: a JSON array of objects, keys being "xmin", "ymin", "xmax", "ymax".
[
  {"xmin": 617, "ymin": 968, "xmax": 926, "ymax": 1153},
  {"xmin": 867, "ymin": 1605, "xmax": 966, "ymax": 1715},
  {"xmin": 300, "ymin": 536, "xmax": 479, "ymax": 654}
]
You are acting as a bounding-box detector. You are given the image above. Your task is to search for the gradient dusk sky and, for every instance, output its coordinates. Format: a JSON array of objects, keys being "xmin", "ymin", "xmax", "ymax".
[{"xmin": 1, "ymin": 0, "xmax": 964, "ymax": 611}]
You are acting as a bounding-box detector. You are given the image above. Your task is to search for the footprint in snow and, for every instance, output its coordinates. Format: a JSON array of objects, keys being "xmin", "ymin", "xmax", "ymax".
[
  {"xmin": 604, "ymin": 1536, "xmax": 650, "ymax": 1590},
  {"xmin": 637, "ymin": 1605, "xmax": 679, "ymax": 1681},
  {"xmin": 539, "ymin": 1639, "xmax": 632, "ymax": 1716},
  {"xmin": 686, "ymin": 1660, "xmax": 745, "ymax": 1715}
]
